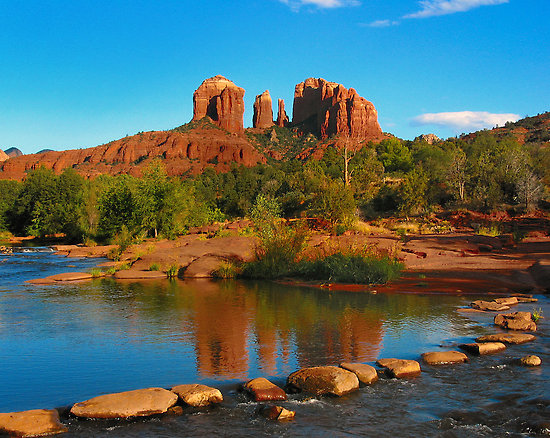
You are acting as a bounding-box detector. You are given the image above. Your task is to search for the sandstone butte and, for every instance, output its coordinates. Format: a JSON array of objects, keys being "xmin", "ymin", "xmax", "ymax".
[
  {"xmin": 0, "ymin": 149, "xmax": 8, "ymax": 162},
  {"xmin": 277, "ymin": 98, "xmax": 289, "ymax": 127},
  {"xmin": 292, "ymin": 77, "xmax": 384, "ymax": 141},
  {"xmin": 253, "ymin": 90, "xmax": 274, "ymax": 129},
  {"xmin": 193, "ymin": 75, "xmax": 245, "ymax": 133}
]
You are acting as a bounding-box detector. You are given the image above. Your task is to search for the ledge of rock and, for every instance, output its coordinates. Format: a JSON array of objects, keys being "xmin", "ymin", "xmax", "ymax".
[
  {"xmin": 243, "ymin": 378, "xmax": 287, "ymax": 402},
  {"xmin": 171, "ymin": 384, "xmax": 223, "ymax": 407},
  {"xmin": 114, "ymin": 270, "xmax": 167, "ymax": 280},
  {"xmin": 376, "ymin": 359, "xmax": 421, "ymax": 378},
  {"xmin": 494, "ymin": 312, "xmax": 536, "ymax": 331},
  {"xmin": 27, "ymin": 272, "xmax": 93, "ymax": 285},
  {"xmin": 70, "ymin": 388, "xmax": 178, "ymax": 419},
  {"xmin": 0, "ymin": 409, "xmax": 68, "ymax": 437},
  {"xmin": 183, "ymin": 255, "xmax": 226, "ymax": 278},
  {"xmin": 339, "ymin": 363, "xmax": 378, "ymax": 385},
  {"xmin": 286, "ymin": 366, "xmax": 359, "ymax": 396},
  {"xmin": 421, "ymin": 351, "xmax": 468, "ymax": 365},
  {"xmin": 459, "ymin": 342, "xmax": 506, "ymax": 355},
  {"xmin": 476, "ymin": 333, "xmax": 536, "ymax": 344}
]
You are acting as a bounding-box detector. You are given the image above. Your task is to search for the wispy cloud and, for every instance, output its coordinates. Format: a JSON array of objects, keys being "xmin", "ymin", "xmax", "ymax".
[
  {"xmin": 279, "ymin": 0, "xmax": 360, "ymax": 10},
  {"xmin": 412, "ymin": 111, "xmax": 520, "ymax": 131},
  {"xmin": 404, "ymin": 0, "xmax": 508, "ymax": 19},
  {"xmin": 366, "ymin": 19, "xmax": 400, "ymax": 27}
]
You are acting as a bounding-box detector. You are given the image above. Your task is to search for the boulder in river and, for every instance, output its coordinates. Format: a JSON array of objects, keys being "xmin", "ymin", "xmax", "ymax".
[
  {"xmin": 376, "ymin": 359, "xmax": 421, "ymax": 378},
  {"xmin": 459, "ymin": 342, "xmax": 506, "ymax": 355},
  {"xmin": 0, "ymin": 409, "xmax": 68, "ymax": 437},
  {"xmin": 520, "ymin": 355, "xmax": 541, "ymax": 367},
  {"xmin": 476, "ymin": 333, "xmax": 536, "ymax": 344},
  {"xmin": 171, "ymin": 384, "xmax": 223, "ymax": 407},
  {"xmin": 259, "ymin": 405, "xmax": 295, "ymax": 421},
  {"xmin": 286, "ymin": 366, "xmax": 359, "ymax": 396},
  {"xmin": 243, "ymin": 378, "xmax": 287, "ymax": 402},
  {"xmin": 421, "ymin": 351, "xmax": 468, "ymax": 365},
  {"xmin": 70, "ymin": 388, "xmax": 178, "ymax": 419},
  {"xmin": 494, "ymin": 312, "xmax": 536, "ymax": 331},
  {"xmin": 339, "ymin": 363, "xmax": 378, "ymax": 385}
]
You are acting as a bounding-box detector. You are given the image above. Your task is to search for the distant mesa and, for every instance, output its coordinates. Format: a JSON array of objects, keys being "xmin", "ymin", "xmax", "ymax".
[
  {"xmin": 0, "ymin": 150, "xmax": 8, "ymax": 162},
  {"xmin": 292, "ymin": 78, "xmax": 384, "ymax": 141},
  {"xmin": 253, "ymin": 90, "xmax": 274, "ymax": 129},
  {"xmin": 414, "ymin": 134, "xmax": 441, "ymax": 144},
  {"xmin": 193, "ymin": 75, "xmax": 245, "ymax": 133},
  {"xmin": 37, "ymin": 149, "xmax": 54, "ymax": 154},
  {"xmin": 5, "ymin": 147, "xmax": 23, "ymax": 158}
]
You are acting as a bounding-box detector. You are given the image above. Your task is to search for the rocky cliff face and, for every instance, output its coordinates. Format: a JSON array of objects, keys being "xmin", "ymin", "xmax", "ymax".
[
  {"xmin": 0, "ymin": 121, "xmax": 266, "ymax": 180},
  {"xmin": 0, "ymin": 150, "xmax": 8, "ymax": 162},
  {"xmin": 253, "ymin": 90, "xmax": 274, "ymax": 129},
  {"xmin": 414, "ymin": 134, "xmax": 441, "ymax": 144},
  {"xmin": 193, "ymin": 75, "xmax": 245, "ymax": 133},
  {"xmin": 276, "ymin": 99, "xmax": 289, "ymax": 127},
  {"xmin": 292, "ymin": 78, "xmax": 383, "ymax": 140}
]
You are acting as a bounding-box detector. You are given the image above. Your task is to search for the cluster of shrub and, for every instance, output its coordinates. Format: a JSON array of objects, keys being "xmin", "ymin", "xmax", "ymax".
[{"xmin": 0, "ymin": 131, "xmax": 548, "ymax": 245}]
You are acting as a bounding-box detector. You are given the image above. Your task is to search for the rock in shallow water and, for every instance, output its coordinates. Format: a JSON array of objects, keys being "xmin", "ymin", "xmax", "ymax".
[
  {"xmin": 339, "ymin": 363, "xmax": 378, "ymax": 385},
  {"xmin": 494, "ymin": 312, "xmax": 536, "ymax": 331},
  {"xmin": 259, "ymin": 405, "xmax": 295, "ymax": 421},
  {"xmin": 421, "ymin": 351, "xmax": 468, "ymax": 365},
  {"xmin": 520, "ymin": 355, "xmax": 541, "ymax": 367},
  {"xmin": 0, "ymin": 409, "xmax": 68, "ymax": 437},
  {"xmin": 171, "ymin": 384, "xmax": 223, "ymax": 407},
  {"xmin": 376, "ymin": 359, "xmax": 421, "ymax": 378},
  {"xmin": 243, "ymin": 378, "xmax": 287, "ymax": 402},
  {"xmin": 476, "ymin": 333, "xmax": 536, "ymax": 344},
  {"xmin": 459, "ymin": 342, "xmax": 506, "ymax": 355},
  {"xmin": 286, "ymin": 366, "xmax": 359, "ymax": 396},
  {"xmin": 70, "ymin": 388, "xmax": 178, "ymax": 419}
]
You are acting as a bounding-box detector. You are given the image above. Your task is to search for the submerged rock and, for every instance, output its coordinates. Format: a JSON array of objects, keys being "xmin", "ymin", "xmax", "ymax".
[
  {"xmin": 339, "ymin": 363, "xmax": 378, "ymax": 385},
  {"xmin": 494, "ymin": 312, "xmax": 536, "ymax": 331},
  {"xmin": 171, "ymin": 384, "xmax": 223, "ymax": 407},
  {"xmin": 286, "ymin": 366, "xmax": 359, "ymax": 396},
  {"xmin": 70, "ymin": 388, "xmax": 178, "ymax": 419},
  {"xmin": 520, "ymin": 355, "xmax": 541, "ymax": 367},
  {"xmin": 259, "ymin": 405, "xmax": 295, "ymax": 421},
  {"xmin": 376, "ymin": 359, "xmax": 421, "ymax": 378},
  {"xmin": 476, "ymin": 333, "xmax": 536, "ymax": 344},
  {"xmin": 243, "ymin": 378, "xmax": 287, "ymax": 402},
  {"xmin": 421, "ymin": 351, "xmax": 468, "ymax": 365},
  {"xmin": 459, "ymin": 342, "xmax": 506, "ymax": 355},
  {"xmin": 0, "ymin": 409, "xmax": 68, "ymax": 437}
]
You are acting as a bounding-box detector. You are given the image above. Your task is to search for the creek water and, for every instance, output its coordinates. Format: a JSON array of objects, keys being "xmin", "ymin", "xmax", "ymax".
[{"xmin": 0, "ymin": 249, "xmax": 548, "ymax": 437}]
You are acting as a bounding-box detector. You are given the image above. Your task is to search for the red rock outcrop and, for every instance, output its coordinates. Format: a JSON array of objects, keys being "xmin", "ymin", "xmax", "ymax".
[
  {"xmin": 193, "ymin": 75, "xmax": 245, "ymax": 133},
  {"xmin": 5, "ymin": 147, "xmax": 23, "ymax": 158},
  {"xmin": 276, "ymin": 99, "xmax": 289, "ymax": 127},
  {"xmin": 0, "ymin": 120, "xmax": 266, "ymax": 180},
  {"xmin": 292, "ymin": 78, "xmax": 383, "ymax": 140},
  {"xmin": 253, "ymin": 90, "xmax": 274, "ymax": 129},
  {"xmin": 0, "ymin": 150, "xmax": 8, "ymax": 162}
]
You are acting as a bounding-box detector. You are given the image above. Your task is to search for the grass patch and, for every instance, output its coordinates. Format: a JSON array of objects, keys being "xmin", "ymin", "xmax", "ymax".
[
  {"xmin": 166, "ymin": 264, "xmax": 180, "ymax": 278},
  {"xmin": 477, "ymin": 223, "xmax": 501, "ymax": 237},
  {"xmin": 149, "ymin": 263, "xmax": 160, "ymax": 271},
  {"xmin": 214, "ymin": 261, "xmax": 240, "ymax": 279},
  {"xmin": 90, "ymin": 268, "xmax": 103, "ymax": 278},
  {"xmin": 532, "ymin": 307, "xmax": 543, "ymax": 322}
]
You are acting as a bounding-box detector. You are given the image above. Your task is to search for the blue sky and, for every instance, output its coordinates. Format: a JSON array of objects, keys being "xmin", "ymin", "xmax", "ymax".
[{"xmin": 0, "ymin": 0, "xmax": 548, "ymax": 154}]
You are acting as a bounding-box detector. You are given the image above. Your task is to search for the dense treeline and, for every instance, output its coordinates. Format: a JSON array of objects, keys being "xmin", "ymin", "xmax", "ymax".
[{"xmin": 0, "ymin": 131, "xmax": 548, "ymax": 243}]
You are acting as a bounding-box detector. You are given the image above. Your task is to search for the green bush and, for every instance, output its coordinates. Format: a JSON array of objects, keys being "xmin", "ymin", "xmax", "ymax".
[{"xmin": 166, "ymin": 264, "xmax": 180, "ymax": 278}]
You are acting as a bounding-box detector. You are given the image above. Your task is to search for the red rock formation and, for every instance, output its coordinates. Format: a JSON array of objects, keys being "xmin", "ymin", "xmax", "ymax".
[
  {"xmin": 0, "ymin": 150, "xmax": 8, "ymax": 162},
  {"xmin": 0, "ymin": 121, "xmax": 266, "ymax": 181},
  {"xmin": 193, "ymin": 75, "xmax": 245, "ymax": 133},
  {"xmin": 276, "ymin": 99, "xmax": 289, "ymax": 127},
  {"xmin": 253, "ymin": 90, "xmax": 274, "ymax": 129},
  {"xmin": 292, "ymin": 78, "xmax": 383, "ymax": 140},
  {"xmin": 5, "ymin": 147, "xmax": 23, "ymax": 158}
]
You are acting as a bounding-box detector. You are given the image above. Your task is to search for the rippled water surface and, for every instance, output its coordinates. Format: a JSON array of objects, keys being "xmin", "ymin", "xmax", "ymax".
[{"xmin": 0, "ymin": 249, "xmax": 548, "ymax": 437}]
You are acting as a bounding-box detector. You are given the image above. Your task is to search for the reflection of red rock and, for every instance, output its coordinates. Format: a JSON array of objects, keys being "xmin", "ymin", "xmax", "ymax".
[
  {"xmin": 253, "ymin": 90, "xmax": 274, "ymax": 129},
  {"xmin": 339, "ymin": 309, "xmax": 384, "ymax": 362},
  {"xmin": 255, "ymin": 324, "xmax": 278, "ymax": 375},
  {"xmin": 293, "ymin": 78, "xmax": 383, "ymax": 140},
  {"xmin": 193, "ymin": 75, "xmax": 245, "ymax": 133}
]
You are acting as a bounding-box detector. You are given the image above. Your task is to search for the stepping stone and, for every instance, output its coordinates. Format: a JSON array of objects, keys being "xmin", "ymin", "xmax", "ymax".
[
  {"xmin": 476, "ymin": 333, "xmax": 536, "ymax": 344},
  {"xmin": 70, "ymin": 388, "xmax": 178, "ymax": 419},
  {"xmin": 376, "ymin": 359, "xmax": 421, "ymax": 378},
  {"xmin": 259, "ymin": 405, "xmax": 295, "ymax": 421},
  {"xmin": 471, "ymin": 300, "xmax": 510, "ymax": 312},
  {"xmin": 0, "ymin": 409, "xmax": 68, "ymax": 437},
  {"xmin": 286, "ymin": 366, "xmax": 359, "ymax": 396},
  {"xmin": 339, "ymin": 363, "xmax": 378, "ymax": 385},
  {"xmin": 494, "ymin": 297, "xmax": 519, "ymax": 306},
  {"xmin": 243, "ymin": 378, "xmax": 287, "ymax": 402},
  {"xmin": 171, "ymin": 384, "xmax": 223, "ymax": 407},
  {"xmin": 520, "ymin": 355, "xmax": 541, "ymax": 367},
  {"xmin": 494, "ymin": 312, "xmax": 536, "ymax": 331},
  {"xmin": 459, "ymin": 342, "xmax": 506, "ymax": 355},
  {"xmin": 421, "ymin": 351, "xmax": 468, "ymax": 365}
]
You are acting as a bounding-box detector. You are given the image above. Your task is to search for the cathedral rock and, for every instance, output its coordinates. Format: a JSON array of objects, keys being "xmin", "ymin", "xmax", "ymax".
[
  {"xmin": 193, "ymin": 75, "xmax": 245, "ymax": 133},
  {"xmin": 252, "ymin": 90, "xmax": 274, "ymax": 129},
  {"xmin": 292, "ymin": 78, "xmax": 383, "ymax": 140},
  {"xmin": 276, "ymin": 99, "xmax": 289, "ymax": 127}
]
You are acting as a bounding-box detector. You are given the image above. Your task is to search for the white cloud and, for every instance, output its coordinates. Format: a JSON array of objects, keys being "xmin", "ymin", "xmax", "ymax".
[
  {"xmin": 404, "ymin": 0, "xmax": 508, "ymax": 19},
  {"xmin": 279, "ymin": 0, "xmax": 360, "ymax": 10},
  {"xmin": 412, "ymin": 111, "xmax": 520, "ymax": 131},
  {"xmin": 367, "ymin": 19, "xmax": 400, "ymax": 27}
]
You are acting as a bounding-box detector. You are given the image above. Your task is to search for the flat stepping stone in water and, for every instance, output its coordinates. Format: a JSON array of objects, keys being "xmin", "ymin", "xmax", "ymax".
[
  {"xmin": 259, "ymin": 405, "xmax": 295, "ymax": 421},
  {"xmin": 494, "ymin": 312, "xmax": 536, "ymax": 331},
  {"xmin": 421, "ymin": 351, "xmax": 468, "ymax": 365},
  {"xmin": 0, "ymin": 409, "xmax": 68, "ymax": 437},
  {"xmin": 286, "ymin": 366, "xmax": 359, "ymax": 396},
  {"xmin": 476, "ymin": 333, "xmax": 536, "ymax": 344},
  {"xmin": 520, "ymin": 355, "xmax": 541, "ymax": 367},
  {"xmin": 471, "ymin": 300, "xmax": 510, "ymax": 312},
  {"xmin": 70, "ymin": 388, "xmax": 178, "ymax": 419},
  {"xmin": 243, "ymin": 378, "xmax": 287, "ymax": 402},
  {"xmin": 339, "ymin": 363, "xmax": 378, "ymax": 385},
  {"xmin": 171, "ymin": 384, "xmax": 223, "ymax": 407},
  {"xmin": 376, "ymin": 359, "xmax": 421, "ymax": 378},
  {"xmin": 459, "ymin": 342, "xmax": 506, "ymax": 355},
  {"xmin": 493, "ymin": 297, "xmax": 519, "ymax": 306}
]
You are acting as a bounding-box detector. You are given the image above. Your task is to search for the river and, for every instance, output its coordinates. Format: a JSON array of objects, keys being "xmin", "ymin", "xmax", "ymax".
[{"xmin": 0, "ymin": 248, "xmax": 548, "ymax": 437}]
